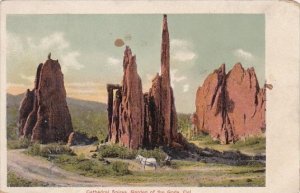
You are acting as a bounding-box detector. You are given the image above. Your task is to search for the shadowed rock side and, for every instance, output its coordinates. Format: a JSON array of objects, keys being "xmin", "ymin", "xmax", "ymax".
[
  {"xmin": 18, "ymin": 89, "xmax": 34, "ymax": 136},
  {"xmin": 195, "ymin": 63, "xmax": 266, "ymax": 144},
  {"xmin": 107, "ymin": 47, "xmax": 144, "ymax": 149},
  {"xmin": 18, "ymin": 57, "xmax": 73, "ymax": 143}
]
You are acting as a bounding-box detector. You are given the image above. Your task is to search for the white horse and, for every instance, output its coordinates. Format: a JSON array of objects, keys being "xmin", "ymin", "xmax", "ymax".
[{"xmin": 136, "ymin": 155, "xmax": 158, "ymax": 170}]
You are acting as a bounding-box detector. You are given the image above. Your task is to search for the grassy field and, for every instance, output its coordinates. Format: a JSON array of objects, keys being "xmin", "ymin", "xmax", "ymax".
[
  {"xmin": 106, "ymin": 161, "xmax": 265, "ymax": 186},
  {"xmin": 189, "ymin": 135, "xmax": 265, "ymax": 156},
  {"xmin": 19, "ymin": 143, "xmax": 264, "ymax": 187}
]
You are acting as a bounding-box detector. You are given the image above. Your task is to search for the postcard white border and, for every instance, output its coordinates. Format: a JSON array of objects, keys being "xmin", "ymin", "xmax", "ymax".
[{"xmin": 0, "ymin": 1, "xmax": 299, "ymax": 193}]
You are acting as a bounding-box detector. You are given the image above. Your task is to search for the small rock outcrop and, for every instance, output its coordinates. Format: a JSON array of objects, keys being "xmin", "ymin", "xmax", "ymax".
[
  {"xmin": 107, "ymin": 47, "xmax": 145, "ymax": 149},
  {"xmin": 18, "ymin": 55, "xmax": 73, "ymax": 143},
  {"xmin": 195, "ymin": 63, "xmax": 267, "ymax": 144},
  {"xmin": 67, "ymin": 131, "xmax": 98, "ymax": 146}
]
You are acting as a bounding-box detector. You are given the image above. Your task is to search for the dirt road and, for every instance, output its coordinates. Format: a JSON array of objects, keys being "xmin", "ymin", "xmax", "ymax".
[{"xmin": 7, "ymin": 149, "xmax": 114, "ymax": 187}]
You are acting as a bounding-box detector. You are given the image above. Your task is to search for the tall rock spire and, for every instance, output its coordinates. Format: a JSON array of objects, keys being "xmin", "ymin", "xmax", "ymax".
[
  {"xmin": 107, "ymin": 46, "xmax": 144, "ymax": 149},
  {"xmin": 143, "ymin": 14, "xmax": 179, "ymax": 147},
  {"xmin": 160, "ymin": 14, "xmax": 173, "ymax": 144},
  {"xmin": 161, "ymin": 14, "xmax": 170, "ymax": 83}
]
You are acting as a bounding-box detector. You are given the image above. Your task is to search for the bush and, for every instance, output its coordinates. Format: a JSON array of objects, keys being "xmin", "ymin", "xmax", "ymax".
[
  {"xmin": 111, "ymin": 161, "xmax": 130, "ymax": 175},
  {"xmin": 27, "ymin": 143, "xmax": 42, "ymax": 156},
  {"xmin": 27, "ymin": 143, "xmax": 74, "ymax": 157},
  {"xmin": 98, "ymin": 144, "xmax": 137, "ymax": 159},
  {"xmin": 77, "ymin": 160, "xmax": 93, "ymax": 171},
  {"xmin": 7, "ymin": 137, "xmax": 31, "ymax": 149},
  {"xmin": 53, "ymin": 154, "xmax": 130, "ymax": 177}
]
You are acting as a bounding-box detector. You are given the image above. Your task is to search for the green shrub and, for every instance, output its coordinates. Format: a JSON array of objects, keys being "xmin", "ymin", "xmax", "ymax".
[
  {"xmin": 27, "ymin": 143, "xmax": 42, "ymax": 156},
  {"xmin": 111, "ymin": 161, "xmax": 130, "ymax": 175},
  {"xmin": 98, "ymin": 144, "xmax": 137, "ymax": 159},
  {"xmin": 77, "ymin": 160, "xmax": 93, "ymax": 171},
  {"xmin": 27, "ymin": 143, "xmax": 74, "ymax": 157},
  {"xmin": 7, "ymin": 137, "xmax": 31, "ymax": 149},
  {"xmin": 53, "ymin": 154, "xmax": 130, "ymax": 177}
]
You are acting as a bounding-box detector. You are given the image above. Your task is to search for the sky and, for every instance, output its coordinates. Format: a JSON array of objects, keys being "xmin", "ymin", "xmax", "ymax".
[{"xmin": 6, "ymin": 14, "xmax": 265, "ymax": 114}]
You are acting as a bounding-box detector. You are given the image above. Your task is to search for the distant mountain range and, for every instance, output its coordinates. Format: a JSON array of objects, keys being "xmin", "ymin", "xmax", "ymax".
[{"xmin": 7, "ymin": 93, "xmax": 107, "ymax": 112}]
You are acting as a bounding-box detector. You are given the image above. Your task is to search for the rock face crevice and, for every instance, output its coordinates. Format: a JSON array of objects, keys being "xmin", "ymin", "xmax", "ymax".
[
  {"xmin": 195, "ymin": 63, "xmax": 267, "ymax": 144},
  {"xmin": 107, "ymin": 15, "xmax": 180, "ymax": 149},
  {"xmin": 18, "ymin": 56, "xmax": 73, "ymax": 143}
]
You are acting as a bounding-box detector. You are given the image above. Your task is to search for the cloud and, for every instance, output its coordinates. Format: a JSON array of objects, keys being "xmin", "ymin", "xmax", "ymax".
[
  {"xmin": 37, "ymin": 32, "xmax": 70, "ymax": 51},
  {"xmin": 20, "ymin": 74, "xmax": 35, "ymax": 83},
  {"xmin": 107, "ymin": 56, "xmax": 121, "ymax": 66},
  {"xmin": 61, "ymin": 51, "xmax": 84, "ymax": 72},
  {"xmin": 171, "ymin": 69, "xmax": 187, "ymax": 88},
  {"xmin": 170, "ymin": 39, "xmax": 196, "ymax": 62},
  {"xmin": 7, "ymin": 33, "xmax": 24, "ymax": 55},
  {"xmin": 234, "ymin": 49, "xmax": 254, "ymax": 60},
  {"xmin": 7, "ymin": 32, "xmax": 84, "ymax": 73},
  {"xmin": 183, "ymin": 84, "xmax": 190, "ymax": 93}
]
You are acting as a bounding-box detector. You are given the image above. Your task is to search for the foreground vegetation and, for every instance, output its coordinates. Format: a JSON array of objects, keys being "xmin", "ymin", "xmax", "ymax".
[
  {"xmin": 26, "ymin": 143, "xmax": 130, "ymax": 177},
  {"xmin": 7, "ymin": 94, "xmax": 265, "ymax": 186},
  {"xmin": 7, "ymin": 171, "xmax": 48, "ymax": 187},
  {"xmin": 7, "ymin": 142, "xmax": 265, "ymax": 186}
]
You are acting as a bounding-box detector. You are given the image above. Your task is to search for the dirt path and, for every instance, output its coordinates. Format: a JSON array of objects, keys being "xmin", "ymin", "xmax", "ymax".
[{"xmin": 7, "ymin": 149, "xmax": 115, "ymax": 187}]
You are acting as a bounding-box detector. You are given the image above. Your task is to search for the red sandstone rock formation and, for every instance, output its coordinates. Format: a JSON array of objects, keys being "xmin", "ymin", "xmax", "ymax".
[
  {"xmin": 107, "ymin": 47, "xmax": 144, "ymax": 149},
  {"xmin": 143, "ymin": 15, "xmax": 178, "ymax": 148},
  {"xmin": 107, "ymin": 15, "xmax": 179, "ymax": 149},
  {"xmin": 195, "ymin": 63, "xmax": 266, "ymax": 144},
  {"xmin": 18, "ymin": 55, "xmax": 73, "ymax": 143}
]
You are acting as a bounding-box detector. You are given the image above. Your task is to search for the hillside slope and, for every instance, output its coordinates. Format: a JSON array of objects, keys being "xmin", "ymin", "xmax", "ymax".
[{"xmin": 7, "ymin": 93, "xmax": 108, "ymax": 141}]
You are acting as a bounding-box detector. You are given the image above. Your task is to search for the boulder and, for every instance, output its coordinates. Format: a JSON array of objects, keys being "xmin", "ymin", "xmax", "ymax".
[{"xmin": 67, "ymin": 131, "xmax": 98, "ymax": 146}]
